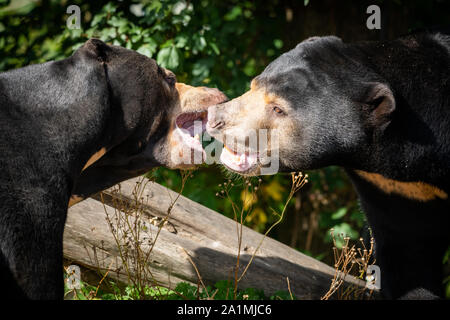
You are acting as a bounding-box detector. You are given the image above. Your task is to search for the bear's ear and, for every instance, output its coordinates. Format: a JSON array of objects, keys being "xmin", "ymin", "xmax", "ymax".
[
  {"xmin": 364, "ymin": 83, "xmax": 396, "ymax": 130},
  {"xmin": 79, "ymin": 38, "xmax": 111, "ymax": 63}
]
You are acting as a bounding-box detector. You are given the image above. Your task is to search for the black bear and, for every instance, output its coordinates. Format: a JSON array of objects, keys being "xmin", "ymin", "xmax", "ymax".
[
  {"xmin": 206, "ymin": 32, "xmax": 450, "ymax": 299},
  {"xmin": 0, "ymin": 38, "xmax": 226, "ymax": 299}
]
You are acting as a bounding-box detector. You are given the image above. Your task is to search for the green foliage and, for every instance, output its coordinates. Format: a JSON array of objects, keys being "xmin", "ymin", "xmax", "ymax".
[
  {"xmin": 64, "ymin": 275, "xmax": 292, "ymax": 300},
  {"xmin": 0, "ymin": 0, "xmax": 287, "ymax": 98},
  {"xmin": 155, "ymin": 280, "xmax": 291, "ymax": 300}
]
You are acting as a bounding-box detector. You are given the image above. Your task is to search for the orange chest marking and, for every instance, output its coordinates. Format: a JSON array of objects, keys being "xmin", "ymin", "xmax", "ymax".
[
  {"xmin": 355, "ymin": 170, "xmax": 448, "ymax": 202},
  {"xmin": 68, "ymin": 195, "xmax": 84, "ymax": 208},
  {"xmin": 82, "ymin": 147, "xmax": 107, "ymax": 172}
]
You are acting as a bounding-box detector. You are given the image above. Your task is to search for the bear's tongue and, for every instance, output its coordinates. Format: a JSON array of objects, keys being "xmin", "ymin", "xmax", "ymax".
[
  {"xmin": 175, "ymin": 111, "xmax": 208, "ymax": 157},
  {"xmin": 220, "ymin": 145, "xmax": 258, "ymax": 173}
]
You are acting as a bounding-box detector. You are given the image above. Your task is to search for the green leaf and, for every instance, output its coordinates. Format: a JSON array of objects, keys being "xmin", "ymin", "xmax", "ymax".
[
  {"xmin": 148, "ymin": 0, "xmax": 162, "ymax": 13},
  {"xmin": 131, "ymin": 34, "xmax": 142, "ymax": 43},
  {"xmin": 157, "ymin": 45, "xmax": 180, "ymax": 69},
  {"xmin": 243, "ymin": 58, "xmax": 257, "ymax": 77},
  {"xmin": 107, "ymin": 16, "xmax": 127, "ymax": 28},
  {"xmin": 224, "ymin": 6, "xmax": 242, "ymax": 21},
  {"xmin": 90, "ymin": 13, "xmax": 105, "ymax": 27},
  {"xmin": 209, "ymin": 42, "xmax": 220, "ymax": 55},
  {"xmin": 174, "ymin": 282, "xmax": 198, "ymax": 299},
  {"xmin": 103, "ymin": 2, "xmax": 117, "ymax": 14},
  {"xmin": 174, "ymin": 34, "xmax": 188, "ymax": 48},
  {"xmin": 328, "ymin": 223, "xmax": 359, "ymax": 248},
  {"xmin": 137, "ymin": 41, "xmax": 157, "ymax": 58},
  {"xmin": 331, "ymin": 207, "xmax": 347, "ymax": 220},
  {"xmin": 193, "ymin": 35, "xmax": 207, "ymax": 52},
  {"xmin": 273, "ymin": 39, "xmax": 283, "ymax": 49},
  {"xmin": 99, "ymin": 28, "xmax": 116, "ymax": 41},
  {"xmin": 160, "ymin": 39, "xmax": 174, "ymax": 49},
  {"xmin": 192, "ymin": 62, "xmax": 209, "ymax": 78}
]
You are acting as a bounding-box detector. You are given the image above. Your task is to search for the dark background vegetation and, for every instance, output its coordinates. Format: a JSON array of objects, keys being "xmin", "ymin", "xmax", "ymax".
[{"xmin": 1, "ymin": 0, "xmax": 449, "ymax": 297}]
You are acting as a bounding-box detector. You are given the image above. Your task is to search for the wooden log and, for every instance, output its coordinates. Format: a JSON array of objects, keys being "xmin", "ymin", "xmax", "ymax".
[{"xmin": 63, "ymin": 177, "xmax": 366, "ymax": 299}]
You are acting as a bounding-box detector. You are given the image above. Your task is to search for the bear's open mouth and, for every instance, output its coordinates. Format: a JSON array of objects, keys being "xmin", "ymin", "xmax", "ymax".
[
  {"xmin": 220, "ymin": 144, "xmax": 259, "ymax": 174},
  {"xmin": 175, "ymin": 110, "xmax": 208, "ymax": 157},
  {"xmin": 175, "ymin": 111, "xmax": 259, "ymax": 173}
]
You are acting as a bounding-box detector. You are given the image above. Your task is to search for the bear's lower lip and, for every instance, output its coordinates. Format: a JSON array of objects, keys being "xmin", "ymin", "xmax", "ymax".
[{"xmin": 220, "ymin": 144, "xmax": 259, "ymax": 174}]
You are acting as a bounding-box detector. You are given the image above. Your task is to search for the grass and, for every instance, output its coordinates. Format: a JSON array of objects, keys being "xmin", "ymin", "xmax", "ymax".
[{"xmin": 63, "ymin": 275, "xmax": 293, "ymax": 300}]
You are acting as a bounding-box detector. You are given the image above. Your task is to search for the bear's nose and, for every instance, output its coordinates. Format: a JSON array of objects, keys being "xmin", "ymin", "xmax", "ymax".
[{"xmin": 209, "ymin": 120, "xmax": 224, "ymax": 129}]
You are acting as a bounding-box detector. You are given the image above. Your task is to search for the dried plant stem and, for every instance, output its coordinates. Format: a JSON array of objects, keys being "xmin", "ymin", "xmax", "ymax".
[
  {"xmin": 237, "ymin": 173, "xmax": 308, "ymax": 283},
  {"xmin": 321, "ymin": 231, "xmax": 375, "ymax": 300},
  {"xmin": 181, "ymin": 247, "xmax": 210, "ymax": 299},
  {"xmin": 286, "ymin": 277, "xmax": 294, "ymax": 300},
  {"xmin": 100, "ymin": 170, "xmax": 190, "ymax": 299}
]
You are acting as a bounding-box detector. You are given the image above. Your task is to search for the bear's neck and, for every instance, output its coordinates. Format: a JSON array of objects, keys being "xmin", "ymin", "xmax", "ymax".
[{"xmin": 0, "ymin": 61, "xmax": 113, "ymax": 182}]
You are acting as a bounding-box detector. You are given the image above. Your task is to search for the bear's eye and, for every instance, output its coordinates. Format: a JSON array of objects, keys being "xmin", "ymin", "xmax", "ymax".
[
  {"xmin": 164, "ymin": 72, "xmax": 176, "ymax": 87},
  {"xmin": 273, "ymin": 106, "xmax": 284, "ymax": 115}
]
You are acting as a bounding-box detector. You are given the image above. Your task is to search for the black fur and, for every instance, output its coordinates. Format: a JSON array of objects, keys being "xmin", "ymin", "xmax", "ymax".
[
  {"xmin": 262, "ymin": 32, "xmax": 450, "ymax": 299},
  {"xmin": 0, "ymin": 39, "xmax": 176, "ymax": 299},
  {"xmin": 210, "ymin": 32, "xmax": 450, "ymax": 299}
]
